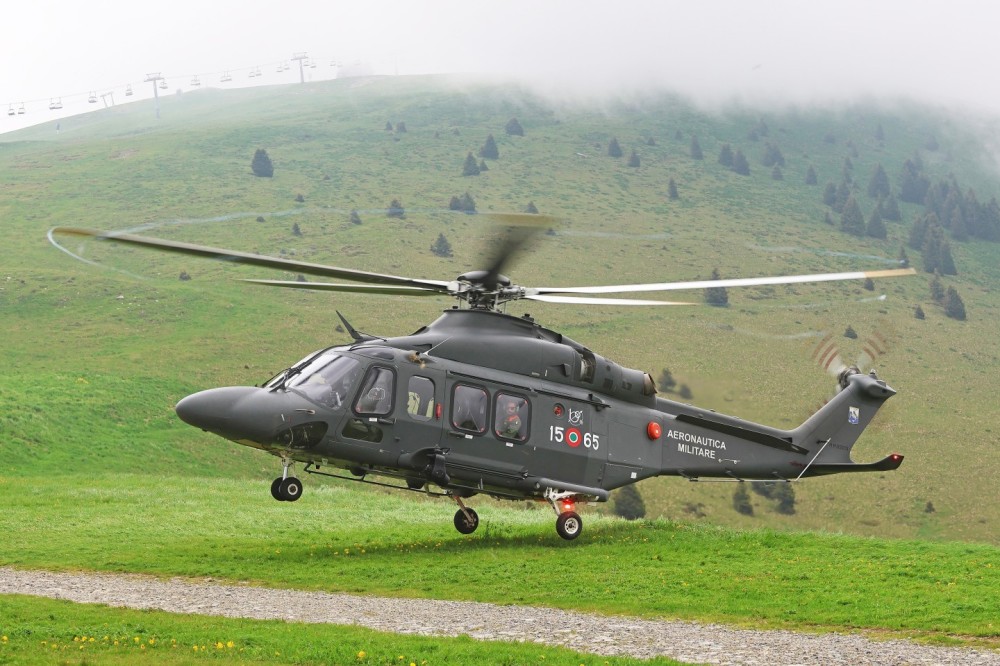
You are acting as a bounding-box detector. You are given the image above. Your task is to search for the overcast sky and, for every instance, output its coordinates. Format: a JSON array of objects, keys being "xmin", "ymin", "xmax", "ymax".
[{"xmin": 3, "ymin": 0, "xmax": 1000, "ymax": 133}]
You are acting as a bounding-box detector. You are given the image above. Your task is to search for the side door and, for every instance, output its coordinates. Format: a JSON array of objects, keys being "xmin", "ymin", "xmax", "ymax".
[
  {"xmin": 393, "ymin": 367, "xmax": 447, "ymax": 452},
  {"xmin": 337, "ymin": 364, "xmax": 401, "ymax": 467},
  {"xmin": 443, "ymin": 382, "xmax": 533, "ymax": 483}
]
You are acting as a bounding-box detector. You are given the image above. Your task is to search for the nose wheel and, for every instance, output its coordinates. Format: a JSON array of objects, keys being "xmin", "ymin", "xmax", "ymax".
[{"xmin": 270, "ymin": 461, "xmax": 303, "ymax": 502}]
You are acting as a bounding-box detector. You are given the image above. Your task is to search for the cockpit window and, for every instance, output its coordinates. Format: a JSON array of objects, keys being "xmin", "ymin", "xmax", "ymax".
[
  {"xmin": 354, "ymin": 367, "xmax": 395, "ymax": 416},
  {"xmin": 284, "ymin": 352, "xmax": 362, "ymax": 409}
]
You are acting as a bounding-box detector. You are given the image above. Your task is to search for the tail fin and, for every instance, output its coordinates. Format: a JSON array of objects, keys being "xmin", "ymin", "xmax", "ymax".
[{"xmin": 790, "ymin": 371, "xmax": 904, "ymax": 477}]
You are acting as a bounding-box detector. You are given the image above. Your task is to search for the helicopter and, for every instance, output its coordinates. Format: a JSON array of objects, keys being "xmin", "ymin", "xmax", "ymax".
[{"xmin": 52, "ymin": 218, "xmax": 915, "ymax": 540}]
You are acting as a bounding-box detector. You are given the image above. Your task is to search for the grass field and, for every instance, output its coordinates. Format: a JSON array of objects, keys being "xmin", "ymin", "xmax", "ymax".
[
  {"xmin": 0, "ymin": 594, "xmax": 686, "ymax": 666},
  {"xmin": 1, "ymin": 474, "xmax": 997, "ymax": 646},
  {"xmin": 2, "ymin": 75, "xmax": 1000, "ymax": 657}
]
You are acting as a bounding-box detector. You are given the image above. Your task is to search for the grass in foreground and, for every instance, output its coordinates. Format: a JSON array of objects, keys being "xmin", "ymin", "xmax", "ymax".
[
  {"xmin": 0, "ymin": 474, "xmax": 997, "ymax": 647},
  {"xmin": 0, "ymin": 595, "xmax": 684, "ymax": 666}
]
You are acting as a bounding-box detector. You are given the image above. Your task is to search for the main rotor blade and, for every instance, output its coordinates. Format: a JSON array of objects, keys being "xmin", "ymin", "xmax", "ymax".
[
  {"xmin": 242, "ymin": 279, "xmax": 444, "ymax": 296},
  {"xmin": 480, "ymin": 213, "xmax": 558, "ymax": 288},
  {"xmin": 52, "ymin": 227, "xmax": 451, "ymax": 291},
  {"xmin": 526, "ymin": 294, "xmax": 696, "ymax": 306},
  {"xmin": 530, "ymin": 267, "xmax": 917, "ymax": 296}
]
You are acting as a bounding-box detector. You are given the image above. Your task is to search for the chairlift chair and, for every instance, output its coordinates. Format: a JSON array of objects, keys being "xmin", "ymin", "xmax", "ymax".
[
  {"xmin": 48, "ymin": 98, "xmax": 62, "ymax": 110},
  {"xmin": 159, "ymin": 79, "xmax": 168, "ymax": 89},
  {"xmin": 88, "ymin": 92, "xmax": 97, "ymax": 103},
  {"xmin": 125, "ymin": 84, "xmax": 133, "ymax": 97},
  {"xmin": 7, "ymin": 104, "xmax": 14, "ymax": 117},
  {"xmin": 17, "ymin": 103, "xmax": 25, "ymax": 114},
  {"xmin": 221, "ymin": 72, "xmax": 232, "ymax": 82},
  {"xmin": 190, "ymin": 76, "xmax": 201, "ymax": 86}
]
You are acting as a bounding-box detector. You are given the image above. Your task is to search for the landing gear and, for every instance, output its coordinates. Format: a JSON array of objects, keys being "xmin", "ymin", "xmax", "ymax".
[
  {"xmin": 452, "ymin": 495, "xmax": 479, "ymax": 534},
  {"xmin": 271, "ymin": 476, "xmax": 303, "ymax": 501},
  {"xmin": 555, "ymin": 511, "xmax": 583, "ymax": 540},
  {"xmin": 271, "ymin": 460, "xmax": 303, "ymax": 502},
  {"xmin": 544, "ymin": 487, "xmax": 584, "ymax": 541}
]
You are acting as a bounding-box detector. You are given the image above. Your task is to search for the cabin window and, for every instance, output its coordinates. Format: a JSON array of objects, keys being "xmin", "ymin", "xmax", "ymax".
[
  {"xmin": 494, "ymin": 393, "xmax": 530, "ymax": 442},
  {"xmin": 452, "ymin": 384, "xmax": 488, "ymax": 434},
  {"xmin": 407, "ymin": 376, "xmax": 435, "ymax": 420},
  {"xmin": 354, "ymin": 367, "xmax": 395, "ymax": 416}
]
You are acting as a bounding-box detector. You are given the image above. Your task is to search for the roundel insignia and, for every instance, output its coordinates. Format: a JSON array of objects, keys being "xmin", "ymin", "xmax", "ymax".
[{"xmin": 566, "ymin": 427, "xmax": 582, "ymax": 447}]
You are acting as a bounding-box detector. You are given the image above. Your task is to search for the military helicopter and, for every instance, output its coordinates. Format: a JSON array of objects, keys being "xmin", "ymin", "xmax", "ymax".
[{"xmin": 53, "ymin": 218, "xmax": 914, "ymax": 540}]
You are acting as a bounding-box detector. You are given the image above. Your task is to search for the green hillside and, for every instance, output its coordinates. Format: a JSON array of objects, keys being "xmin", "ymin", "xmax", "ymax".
[{"xmin": 3, "ymin": 74, "xmax": 1000, "ymax": 544}]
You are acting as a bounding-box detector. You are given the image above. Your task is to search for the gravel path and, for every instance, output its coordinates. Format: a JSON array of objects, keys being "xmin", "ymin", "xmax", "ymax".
[{"xmin": 1, "ymin": 566, "xmax": 997, "ymax": 665}]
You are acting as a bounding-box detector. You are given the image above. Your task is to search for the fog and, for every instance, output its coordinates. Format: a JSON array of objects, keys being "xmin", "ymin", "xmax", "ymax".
[{"xmin": 3, "ymin": 0, "xmax": 1000, "ymax": 133}]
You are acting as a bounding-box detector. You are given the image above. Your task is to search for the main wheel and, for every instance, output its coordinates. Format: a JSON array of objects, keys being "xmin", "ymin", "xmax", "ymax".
[
  {"xmin": 555, "ymin": 511, "xmax": 583, "ymax": 540},
  {"xmin": 278, "ymin": 477, "xmax": 303, "ymax": 502},
  {"xmin": 270, "ymin": 477, "xmax": 285, "ymax": 501},
  {"xmin": 453, "ymin": 508, "xmax": 479, "ymax": 534}
]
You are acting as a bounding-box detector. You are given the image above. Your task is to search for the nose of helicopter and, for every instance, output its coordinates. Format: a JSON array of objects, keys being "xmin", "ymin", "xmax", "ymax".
[{"xmin": 175, "ymin": 386, "xmax": 280, "ymax": 443}]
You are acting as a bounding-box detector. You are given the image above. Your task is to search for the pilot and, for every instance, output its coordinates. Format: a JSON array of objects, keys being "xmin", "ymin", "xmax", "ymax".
[{"xmin": 500, "ymin": 400, "xmax": 522, "ymax": 439}]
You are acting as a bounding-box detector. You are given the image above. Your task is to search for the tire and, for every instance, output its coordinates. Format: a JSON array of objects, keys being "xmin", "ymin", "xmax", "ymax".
[
  {"xmin": 270, "ymin": 477, "xmax": 285, "ymax": 501},
  {"xmin": 556, "ymin": 511, "xmax": 583, "ymax": 540},
  {"xmin": 453, "ymin": 508, "xmax": 479, "ymax": 534},
  {"xmin": 279, "ymin": 477, "xmax": 303, "ymax": 502}
]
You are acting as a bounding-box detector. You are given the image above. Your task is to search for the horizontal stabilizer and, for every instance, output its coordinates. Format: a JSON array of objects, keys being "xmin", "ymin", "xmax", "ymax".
[{"xmin": 798, "ymin": 453, "xmax": 904, "ymax": 478}]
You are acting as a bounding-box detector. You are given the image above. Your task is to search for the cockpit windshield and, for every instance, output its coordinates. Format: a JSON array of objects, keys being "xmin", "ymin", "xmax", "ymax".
[{"xmin": 274, "ymin": 351, "xmax": 363, "ymax": 409}]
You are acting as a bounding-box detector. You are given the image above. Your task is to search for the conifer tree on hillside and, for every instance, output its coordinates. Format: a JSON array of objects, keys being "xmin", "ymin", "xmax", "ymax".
[
  {"xmin": 350, "ymin": 210, "xmax": 362, "ymax": 225},
  {"xmin": 731, "ymin": 149, "xmax": 750, "ymax": 175},
  {"xmin": 430, "ymin": 233, "xmax": 453, "ymax": 258},
  {"xmin": 944, "ymin": 287, "xmax": 967, "ymax": 320},
  {"xmin": 525, "ymin": 201, "xmax": 539, "ymax": 214},
  {"xmin": 608, "ymin": 137, "xmax": 623, "ymax": 158},
  {"xmin": 900, "ymin": 157, "xmax": 930, "ymax": 204},
  {"xmin": 867, "ymin": 163, "xmax": 891, "ymax": 199},
  {"xmin": 733, "ymin": 484, "xmax": 753, "ymax": 516},
  {"xmin": 504, "ymin": 117, "xmax": 524, "ymax": 136},
  {"xmin": 704, "ymin": 268, "xmax": 729, "ymax": 306},
  {"xmin": 627, "ymin": 150, "xmax": 640, "ymax": 167},
  {"xmin": 840, "ymin": 196, "xmax": 866, "ymax": 236},
  {"xmin": 805, "ymin": 165, "xmax": 818, "ymax": 185},
  {"xmin": 771, "ymin": 165, "xmax": 783, "ymax": 180},
  {"xmin": 866, "ymin": 208, "xmax": 887, "ymax": 239},
  {"xmin": 761, "ymin": 142, "xmax": 785, "ymax": 167},
  {"xmin": 929, "ymin": 272, "xmax": 945, "ymax": 303},
  {"xmin": 251, "ymin": 148, "xmax": 274, "ymax": 177},
  {"xmin": 881, "ymin": 193, "xmax": 902, "ymax": 221},
  {"xmin": 667, "ymin": 178, "xmax": 679, "ymax": 200},
  {"xmin": 479, "ymin": 133, "xmax": 499, "ymax": 159},
  {"xmin": 387, "ymin": 198, "xmax": 405, "ymax": 219},
  {"xmin": 823, "ymin": 182, "xmax": 837, "ymax": 207},
  {"xmin": 462, "ymin": 152, "xmax": 480, "ymax": 176},
  {"xmin": 718, "ymin": 143, "xmax": 733, "ymax": 167},
  {"xmin": 689, "ymin": 135, "xmax": 703, "ymax": 159},
  {"xmin": 613, "ymin": 484, "xmax": 646, "ymax": 520}
]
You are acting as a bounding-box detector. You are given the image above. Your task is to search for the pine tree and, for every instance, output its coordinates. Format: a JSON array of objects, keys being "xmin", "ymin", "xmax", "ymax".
[
  {"xmin": 944, "ymin": 287, "xmax": 966, "ymax": 320},
  {"xmin": 627, "ymin": 150, "xmax": 640, "ymax": 167},
  {"xmin": 459, "ymin": 192, "xmax": 476, "ymax": 213},
  {"xmin": 704, "ymin": 268, "xmax": 729, "ymax": 306},
  {"xmin": 613, "ymin": 484, "xmax": 646, "ymax": 520},
  {"xmin": 805, "ymin": 165, "xmax": 818, "ymax": 185},
  {"xmin": 840, "ymin": 196, "xmax": 866, "ymax": 236},
  {"xmin": 733, "ymin": 484, "xmax": 754, "ymax": 516},
  {"xmin": 771, "ymin": 165, "xmax": 783, "ymax": 180},
  {"xmin": 773, "ymin": 484, "xmax": 796, "ymax": 515},
  {"xmin": 291, "ymin": 222, "xmax": 302, "ymax": 236},
  {"xmin": 387, "ymin": 198, "xmax": 405, "ymax": 219},
  {"xmin": 430, "ymin": 233, "xmax": 453, "ymax": 258},
  {"xmin": 731, "ymin": 149, "xmax": 750, "ymax": 175},
  {"xmin": 866, "ymin": 208, "xmax": 887, "ymax": 239},
  {"xmin": 608, "ymin": 137, "xmax": 623, "ymax": 158},
  {"xmin": 761, "ymin": 142, "xmax": 785, "ymax": 167},
  {"xmin": 718, "ymin": 143, "xmax": 733, "ymax": 167},
  {"xmin": 667, "ymin": 178, "xmax": 679, "ymax": 200},
  {"xmin": 689, "ymin": 135, "xmax": 703, "ymax": 160},
  {"xmin": 395, "ymin": 121, "xmax": 407, "ymax": 133},
  {"xmin": 657, "ymin": 368, "xmax": 676, "ymax": 393},
  {"xmin": 929, "ymin": 273, "xmax": 945, "ymax": 303},
  {"xmin": 478, "ymin": 159, "xmax": 488, "ymax": 172},
  {"xmin": 914, "ymin": 304, "xmax": 925, "ymax": 320},
  {"xmin": 462, "ymin": 152, "xmax": 480, "ymax": 176},
  {"xmin": 349, "ymin": 210, "xmax": 362, "ymax": 225},
  {"xmin": 867, "ymin": 163, "xmax": 891, "ymax": 199},
  {"xmin": 525, "ymin": 201, "xmax": 539, "ymax": 214},
  {"xmin": 479, "ymin": 133, "xmax": 499, "ymax": 159},
  {"xmin": 449, "ymin": 196, "xmax": 462, "ymax": 211},
  {"xmin": 384, "ymin": 121, "xmax": 393, "ymax": 131},
  {"xmin": 504, "ymin": 117, "xmax": 524, "ymax": 136},
  {"xmin": 251, "ymin": 148, "xmax": 274, "ymax": 177},
  {"xmin": 822, "ymin": 182, "xmax": 837, "ymax": 207},
  {"xmin": 881, "ymin": 193, "xmax": 902, "ymax": 221}
]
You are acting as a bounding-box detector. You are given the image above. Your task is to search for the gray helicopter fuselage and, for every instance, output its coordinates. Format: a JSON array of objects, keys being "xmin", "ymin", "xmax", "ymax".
[{"xmin": 176, "ymin": 309, "xmax": 902, "ymax": 504}]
